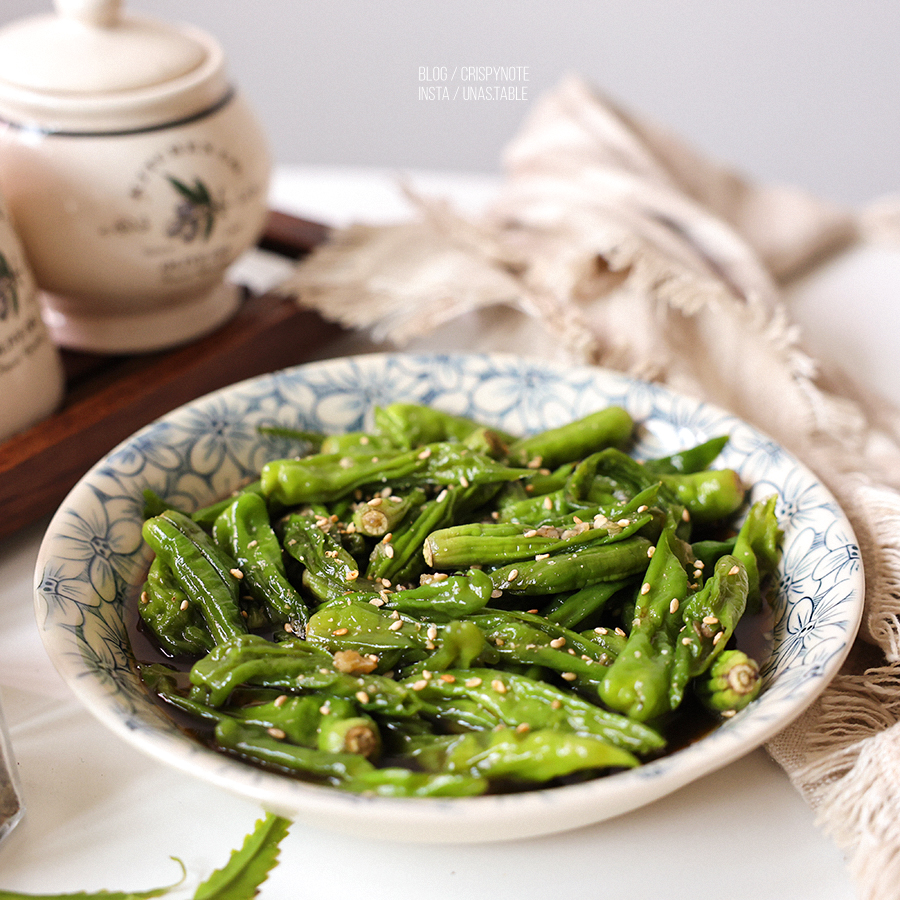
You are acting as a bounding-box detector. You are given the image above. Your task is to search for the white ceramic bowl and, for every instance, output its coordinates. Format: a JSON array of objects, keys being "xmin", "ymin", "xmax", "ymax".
[{"xmin": 33, "ymin": 353, "xmax": 864, "ymax": 842}]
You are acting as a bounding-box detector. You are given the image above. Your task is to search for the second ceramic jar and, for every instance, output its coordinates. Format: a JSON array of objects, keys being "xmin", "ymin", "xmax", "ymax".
[{"xmin": 0, "ymin": 0, "xmax": 271, "ymax": 353}]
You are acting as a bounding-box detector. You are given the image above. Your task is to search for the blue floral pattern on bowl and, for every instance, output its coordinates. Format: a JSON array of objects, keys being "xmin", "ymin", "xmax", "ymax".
[{"xmin": 33, "ymin": 353, "xmax": 864, "ymax": 841}]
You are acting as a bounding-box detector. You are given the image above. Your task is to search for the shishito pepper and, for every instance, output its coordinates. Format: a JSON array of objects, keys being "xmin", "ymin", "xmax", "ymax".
[
  {"xmin": 373, "ymin": 402, "xmax": 516, "ymax": 450},
  {"xmin": 671, "ymin": 553, "xmax": 750, "ymax": 700},
  {"xmin": 351, "ymin": 487, "xmax": 426, "ymax": 537},
  {"xmin": 695, "ymin": 649, "xmax": 762, "ymax": 715},
  {"xmin": 423, "ymin": 487, "xmax": 658, "ymax": 570},
  {"xmin": 402, "ymin": 667, "xmax": 664, "ymax": 755},
  {"xmin": 305, "ymin": 598, "xmax": 491, "ymax": 673},
  {"xmin": 732, "ymin": 494, "xmax": 783, "ymax": 614},
  {"xmin": 463, "ymin": 608, "xmax": 621, "ymax": 692},
  {"xmin": 599, "ymin": 527, "xmax": 690, "ymax": 721},
  {"xmin": 505, "ymin": 406, "xmax": 634, "ymax": 469},
  {"xmin": 487, "ymin": 535, "xmax": 654, "ymax": 596},
  {"xmin": 279, "ymin": 511, "xmax": 372, "ymax": 605},
  {"xmin": 138, "ymin": 555, "xmax": 215, "ymax": 657},
  {"xmin": 260, "ymin": 442, "xmax": 532, "ymax": 507},
  {"xmin": 213, "ymin": 491, "xmax": 310, "ymax": 634},
  {"xmin": 409, "ymin": 728, "xmax": 639, "ymax": 782},
  {"xmin": 189, "ymin": 633, "xmax": 421, "ymax": 718},
  {"xmin": 141, "ymin": 509, "xmax": 247, "ymax": 646}
]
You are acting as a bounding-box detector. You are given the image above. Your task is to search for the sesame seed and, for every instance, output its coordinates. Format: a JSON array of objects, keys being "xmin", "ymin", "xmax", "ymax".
[
  {"xmin": 440, "ymin": 673, "xmax": 456, "ymax": 683},
  {"xmin": 427, "ymin": 624, "xmax": 438, "ymax": 641},
  {"xmin": 721, "ymin": 709, "xmax": 737, "ymax": 718},
  {"xmin": 230, "ymin": 568, "xmax": 244, "ymax": 580},
  {"xmin": 703, "ymin": 615, "xmax": 719, "ymax": 625},
  {"xmin": 418, "ymin": 447, "xmax": 432, "ymax": 459},
  {"xmin": 713, "ymin": 631, "xmax": 725, "ymax": 645},
  {"xmin": 355, "ymin": 691, "xmax": 370, "ymax": 704},
  {"xmin": 527, "ymin": 456, "xmax": 543, "ymax": 469},
  {"xmin": 728, "ymin": 564, "xmax": 740, "ymax": 576},
  {"xmin": 524, "ymin": 529, "xmax": 538, "ymax": 538},
  {"xmin": 179, "ymin": 599, "xmax": 189, "ymax": 611},
  {"xmin": 669, "ymin": 598, "xmax": 680, "ymax": 614},
  {"xmin": 549, "ymin": 637, "xmax": 566, "ymax": 649},
  {"xmin": 284, "ymin": 622, "xmax": 295, "ymax": 633},
  {"xmin": 637, "ymin": 505, "xmax": 648, "ymax": 513},
  {"xmin": 682, "ymin": 636, "xmax": 693, "ymax": 645},
  {"xmin": 274, "ymin": 695, "xmax": 288, "ymax": 707},
  {"xmin": 383, "ymin": 532, "xmax": 393, "ymax": 543},
  {"xmin": 267, "ymin": 727, "xmax": 286, "ymax": 740},
  {"xmin": 561, "ymin": 672, "xmax": 577, "ymax": 681},
  {"xmin": 247, "ymin": 539, "xmax": 258, "ymax": 549},
  {"xmin": 516, "ymin": 722, "xmax": 531, "ymax": 733},
  {"xmin": 550, "ymin": 699, "xmax": 562, "ymax": 709},
  {"xmin": 368, "ymin": 496, "xmax": 383, "ymax": 507},
  {"xmin": 508, "ymin": 568, "xmax": 519, "ymax": 581},
  {"xmin": 647, "ymin": 546, "xmax": 656, "ymax": 558},
  {"xmin": 543, "ymin": 496, "xmax": 553, "ymax": 510},
  {"xmin": 465, "ymin": 677, "xmax": 482, "ymax": 688},
  {"xmin": 436, "ymin": 489, "xmax": 448, "ymax": 503},
  {"xmin": 369, "ymin": 597, "xmax": 385, "ymax": 607},
  {"xmin": 594, "ymin": 627, "xmax": 608, "ymax": 635},
  {"xmin": 640, "ymin": 582, "xmax": 651, "ymax": 595},
  {"xmin": 535, "ymin": 553, "xmax": 550, "ymax": 561},
  {"xmin": 459, "ymin": 475, "xmax": 470, "ymax": 488},
  {"xmin": 384, "ymin": 544, "xmax": 395, "ymax": 558},
  {"xmin": 491, "ymin": 679, "xmax": 507, "ymax": 693},
  {"xmin": 140, "ymin": 591, "xmax": 149, "ymax": 604},
  {"xmin": 616, "ymin": 518, "xmax": 630, "ymax": 527},
  {"xmin": 682, "ymin": 508, "xmax": 691, "ymax": 522},
  {"xmin": 411, "ymin": 680, "xmax": 428, "ymax": 691},
  {"xmin": 388, "ymin": 619, "xmax": 404, "ymax": 631},
  {"xmin": 332, "ymin": 627, "xmax": 349, "ymax": 636},
  {"xmin": 695, "ymin": 560, "xmax": 705, "ymax": 569}
]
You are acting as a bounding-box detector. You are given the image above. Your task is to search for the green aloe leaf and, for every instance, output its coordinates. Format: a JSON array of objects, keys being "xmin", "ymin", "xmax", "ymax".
[{"xmin": 192, "ymin": 813, "xmax": 292, "ymax": 900}]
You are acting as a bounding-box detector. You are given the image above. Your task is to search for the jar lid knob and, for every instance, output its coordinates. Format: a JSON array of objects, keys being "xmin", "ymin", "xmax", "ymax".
[{"xmin": 54, "ymin": 0, "xmax": 122, "ymax": 27}]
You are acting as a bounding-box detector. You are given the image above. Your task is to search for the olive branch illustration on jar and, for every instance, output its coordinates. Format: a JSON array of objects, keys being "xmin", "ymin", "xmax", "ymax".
[
  {"xmin": 0, "ymin": 250, "xmax": 18, "ymax": 320},
  {"xmin": 166, "ymin": 175, "xmax": 222, "ymax": 242}
]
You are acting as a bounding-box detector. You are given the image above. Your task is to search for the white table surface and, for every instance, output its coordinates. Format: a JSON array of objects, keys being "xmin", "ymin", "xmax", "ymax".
[{"xmin": 4, "ymin": 163, "xmax": 893, "ymax": 898}]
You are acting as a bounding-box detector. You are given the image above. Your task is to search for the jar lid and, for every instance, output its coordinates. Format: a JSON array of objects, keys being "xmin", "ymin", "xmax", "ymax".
[{"xmin": 0, "ymin": 0, "xmax": 229, "ymax": 133}]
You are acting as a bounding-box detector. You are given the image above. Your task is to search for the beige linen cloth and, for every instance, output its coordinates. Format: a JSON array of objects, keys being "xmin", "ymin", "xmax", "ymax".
[{"xmin": 282, "ymin": 75, "xmax": 900, "ymax": 898}]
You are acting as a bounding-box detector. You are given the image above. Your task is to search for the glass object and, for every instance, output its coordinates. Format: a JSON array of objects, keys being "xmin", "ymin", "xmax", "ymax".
[{"xmin": 0, "ymin": 695, "xmax": 24, "ymax": 843}]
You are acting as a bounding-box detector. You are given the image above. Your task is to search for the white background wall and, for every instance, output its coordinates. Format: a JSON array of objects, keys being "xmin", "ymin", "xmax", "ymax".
[{"xmin": 2, "ymin": 0, "xmax": 898, "ymax": 207}]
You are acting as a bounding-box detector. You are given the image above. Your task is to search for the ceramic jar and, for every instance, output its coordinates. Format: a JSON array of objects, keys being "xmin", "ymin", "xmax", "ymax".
[
  {"xmin": 0, "ymin": 189, "xmax": 64, "ymax": 442},
  {"xmin": 0, "ymin": 0, "xmax": 271, "ymax": 353}
]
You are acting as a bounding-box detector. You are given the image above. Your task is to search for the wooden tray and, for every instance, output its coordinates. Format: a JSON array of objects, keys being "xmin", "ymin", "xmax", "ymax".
[{"xmin": 0, "ymin": 211, "xmax": 339, "ymax": 540}]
